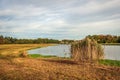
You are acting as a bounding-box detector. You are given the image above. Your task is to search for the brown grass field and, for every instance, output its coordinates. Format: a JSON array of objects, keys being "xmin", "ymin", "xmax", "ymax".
[
  {"xmin": 0, "ymin": 44, "xmax": 120, "ymax": 80},
  {"xmin": 0, "ymin": 44, "xmax": 53, "ymax": 56}
]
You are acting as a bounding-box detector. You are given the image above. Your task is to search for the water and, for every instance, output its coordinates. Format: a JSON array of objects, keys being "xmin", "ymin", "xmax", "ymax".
[
  {"xmin": 103, "ymin": 45, "xmax": 120, "ymax": 60},
  {"xmin": 28, "ymin": 45, "xmax": 120, "ymax": 60},
  {"xmin": 28, "ymin": 45, "xmax": 71, "ymax": 57}
]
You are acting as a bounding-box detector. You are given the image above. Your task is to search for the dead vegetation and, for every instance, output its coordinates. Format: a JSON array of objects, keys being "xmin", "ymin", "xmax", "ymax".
[
  {"xmin": 71, "ymin": 38, "xmax": 104, "ymax": 62},
  {"xmin": 0, "ymin": 44, "xmax": 54, "ymax": 58},
  {"xmin": 0, "ymin": 44, "xmax": 120, "ymax": 80},
  {"xmin": 0, "ymin": 58, "xmax": 120, "ymax": 80}
]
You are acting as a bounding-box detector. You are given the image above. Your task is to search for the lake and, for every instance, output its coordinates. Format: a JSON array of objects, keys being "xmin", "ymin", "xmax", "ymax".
[
  {"xmin": 103, "ymin": 45, "xmax": 120, "ymax": 60},
  {"xmin": 28, "ymin": 44, "xmax": 120, "ymax": 60}
]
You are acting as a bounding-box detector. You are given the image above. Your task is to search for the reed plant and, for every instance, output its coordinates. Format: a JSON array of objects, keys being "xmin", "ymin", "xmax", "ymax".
[{"xmin": 71, "ymin": 38, "xmax": 104, "ymax": 62}]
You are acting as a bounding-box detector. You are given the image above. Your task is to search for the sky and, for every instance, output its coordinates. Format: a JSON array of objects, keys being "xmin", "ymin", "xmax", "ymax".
[{"xmin": 0, "ymin": 0, "xmax": 120, "ymax": 40}]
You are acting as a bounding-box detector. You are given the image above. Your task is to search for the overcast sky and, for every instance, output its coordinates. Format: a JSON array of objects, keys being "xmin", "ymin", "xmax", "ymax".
[{"xmin": 0, "ymin": 0, "xmax": 120, "ymax": 40}]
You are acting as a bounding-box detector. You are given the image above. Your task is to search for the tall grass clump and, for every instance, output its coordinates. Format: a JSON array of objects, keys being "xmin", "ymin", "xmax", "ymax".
[{"xmin": 71, "ymin": 38, "xmax": 104, "ymax": 62}]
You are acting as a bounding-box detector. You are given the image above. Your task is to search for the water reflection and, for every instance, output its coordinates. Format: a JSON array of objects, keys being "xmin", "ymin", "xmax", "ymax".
[
  {"xmin": 103, "ymin": 45, "xmax": 120, "ymax": 60},
  {"xmin": 28, "ymin": 45, "xmax": 71, "ymax": 57},
  {"xmin": 28, "ymin": 45, "xmax": 120, "ymax": 60}
]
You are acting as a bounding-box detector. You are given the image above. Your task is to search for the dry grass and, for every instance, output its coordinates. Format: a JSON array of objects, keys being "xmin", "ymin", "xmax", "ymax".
[
  {"xmin": 0, "ymin": 44, "xmax": 54, "ymax": 57},
  {"xmin": 0, "ymin": 44, "xmax": 120, "ymax": 80},
  {"xmin": 71, "ymin": 38, "xmax": 104, "ymax": 62},
  {"xmin": 0, "ymin": 58, "xmax": 120, "ymax": 80}
]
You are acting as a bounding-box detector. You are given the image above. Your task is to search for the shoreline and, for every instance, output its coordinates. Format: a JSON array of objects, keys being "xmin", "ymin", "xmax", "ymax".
[{"xmin": 101, "ymin": 43, "xmax": 120, "ymax": 45}]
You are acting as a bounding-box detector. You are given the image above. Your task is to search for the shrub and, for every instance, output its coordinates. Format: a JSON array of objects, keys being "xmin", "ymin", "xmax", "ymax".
[{"xmin": 71, "ymin": 38, "xmax": 104, "ymax": 62}]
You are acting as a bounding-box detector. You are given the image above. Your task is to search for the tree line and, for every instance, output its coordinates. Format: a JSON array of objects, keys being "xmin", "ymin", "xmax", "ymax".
[
  {"xmin": 0, "ymin": 35, "xmax": 120, "ymax": 44},
  {"xmin": 86, "ymin": 35, "xmax": 120, "ymax": 43},
  {"xmin": 0, "ymin": 35, "xmax": 60, "ymax": 44}
]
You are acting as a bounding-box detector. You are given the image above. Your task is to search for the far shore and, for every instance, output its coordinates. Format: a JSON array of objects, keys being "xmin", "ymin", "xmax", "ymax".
[{"xmin": 101, "ymin": 43, "xmax": 120, "ymax": 45}]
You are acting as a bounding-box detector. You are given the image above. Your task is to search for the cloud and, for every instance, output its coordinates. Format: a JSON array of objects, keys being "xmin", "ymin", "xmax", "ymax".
[
  {"xmin": 63, "ymin": 0, "xmax": 120, "ymax": 15},
  {"xmin": 0, "ymin": 0, "xmax": 120, "ymax": 39}
]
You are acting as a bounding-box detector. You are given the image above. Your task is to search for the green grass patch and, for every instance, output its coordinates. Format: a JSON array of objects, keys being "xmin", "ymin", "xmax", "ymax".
[
  {"xmin": 99, "ymin": 59, "xmax": 120, "ymax": 67},
  {"xmin": 29, "ymin": 54, "xmax": 57, "ymax": 58}
]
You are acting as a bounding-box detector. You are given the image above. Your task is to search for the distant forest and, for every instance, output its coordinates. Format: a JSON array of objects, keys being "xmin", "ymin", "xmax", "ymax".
[
  {"xmin": 0, "ymin": 35, "xmax": 60, "ymax": 44},
  {"xmin": 86, "ymin": 35, "xmax": 120, "ymax": 43},
  {"xmin": 0, "ymin": 35, "xmax": 120, "ymax": 44}
]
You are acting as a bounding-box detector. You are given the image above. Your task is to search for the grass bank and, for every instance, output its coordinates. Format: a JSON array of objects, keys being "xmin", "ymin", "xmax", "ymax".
[
  {"xmin": 29, "ymin": 54, "xmax": 120, "ymax": 67},
  {"xmin": 99, "ymin": 59, "xmax": 120, "ymax": 67},
  {"xmin": 29, "ymin": 54, "xmax": 57, "ymax": 58},
  {"xmin": 0, "ymin": 44, "xmax": 55, "ymax": 57}
]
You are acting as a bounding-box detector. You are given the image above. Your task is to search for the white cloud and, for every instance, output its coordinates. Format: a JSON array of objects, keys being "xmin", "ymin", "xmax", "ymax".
[
  {"xmin": 0, "ymin": 0, "xmax": 120, "ymax": 39},
  {"xmin": 63, "ymin": 0, "xmax": 120, "ymax": 15},
  {"xmin": 68, "ymin": 19, "xmax": 120, "ymax": 35}
]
